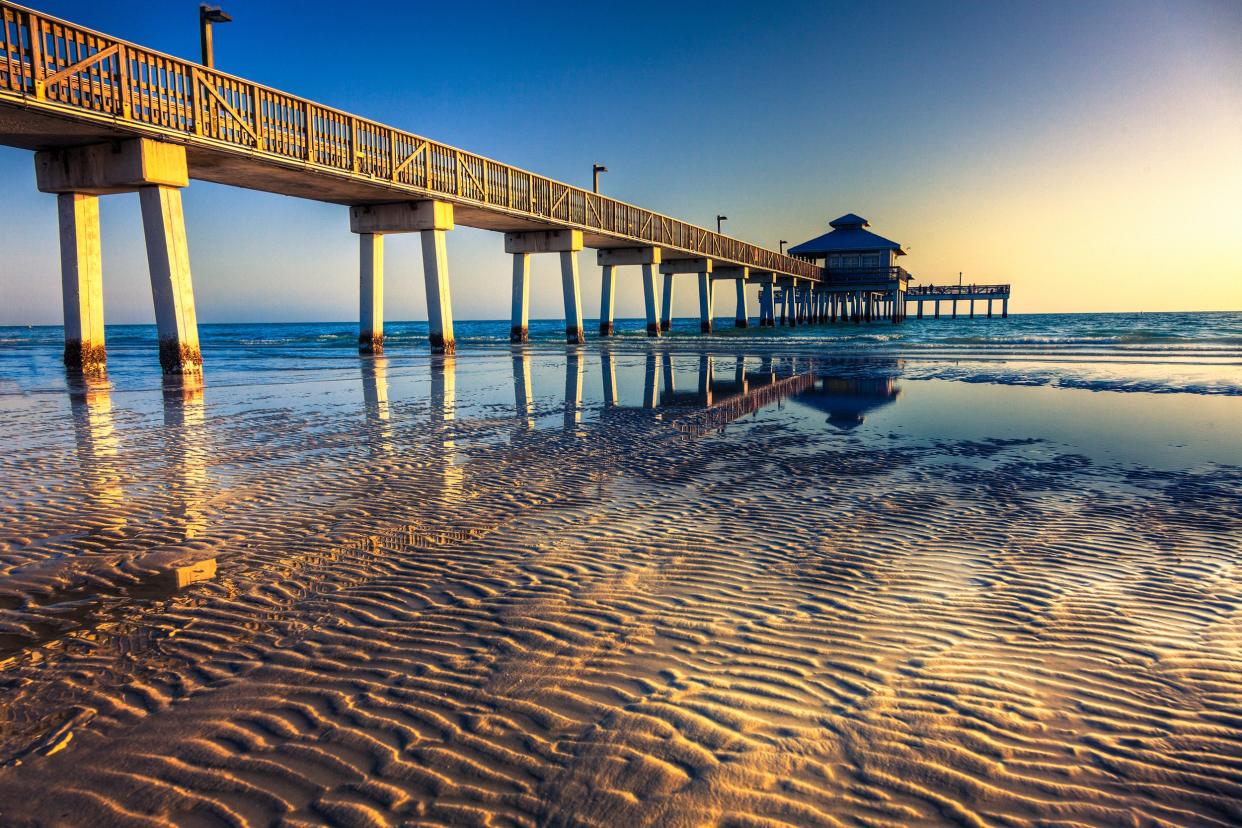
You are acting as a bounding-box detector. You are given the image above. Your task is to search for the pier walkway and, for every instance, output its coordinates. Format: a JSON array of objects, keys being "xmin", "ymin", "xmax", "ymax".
[{"xmin": 0, "ymin": 2, "xmax": 827, "ymax": 373}]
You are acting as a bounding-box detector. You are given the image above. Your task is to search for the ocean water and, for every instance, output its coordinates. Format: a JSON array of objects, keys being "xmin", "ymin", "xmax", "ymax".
[
  {"xmin": 2, "ymin": 310, "xmax": 1241, "ymax": 395},
  {"xmin": 1, "ymin": 312, "xmax": 1241, "ymax": 825}
]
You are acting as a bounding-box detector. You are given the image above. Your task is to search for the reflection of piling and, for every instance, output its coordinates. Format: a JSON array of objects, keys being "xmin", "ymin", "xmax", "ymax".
[
  {"xmin": 513, "ymin": 351, "xmax": 534, "ymax": 427},
  {"xmin": 697, "ymin": 353, "xmax": 713, "ymax": 406},
  {"xmin": 360, "ymin": 356, "xmax": 393, "ymax": 456},
  {"xmin": 162, "ymin": 374, "xmax": 207, "ymax": 540},
  {"xmin": 643, "ymin": 351, "xmax": 660, "ymax": 409},
  {"xmin": 67, "ymin": 371, "xmax": 125, "ymax": 531},
  {"xmin": 564, "ymin": 349, "xmax": 584, "ymax": 429},
  {"xmin": 429, "ymin": 356, "xmax": 463, "ymax": 504},
  {"xmin": 601, "ymin": 349, "xmax": 618, "ymax": 407}
]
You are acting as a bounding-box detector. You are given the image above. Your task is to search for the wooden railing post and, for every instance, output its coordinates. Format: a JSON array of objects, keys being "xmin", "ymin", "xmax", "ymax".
[
  {"xmin": 251, "ymin": 82, "xmax": 264, "ymax": 151},
  {"xmin": 304, "ymin": 101, "xmax": 314, "ymax": 162},
  {"xmin": 114, "ymin": 43, "xmax": 132, "ymax": 118},
  {"xmin": 27, "ymin": 11, "xmax": 45, "ymax": 99}
]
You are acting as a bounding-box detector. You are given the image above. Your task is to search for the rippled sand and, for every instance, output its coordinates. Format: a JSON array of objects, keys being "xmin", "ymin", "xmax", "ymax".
[{"xmin": 1, "ymin": 348, "xmax": 1240, "ymax": 827}]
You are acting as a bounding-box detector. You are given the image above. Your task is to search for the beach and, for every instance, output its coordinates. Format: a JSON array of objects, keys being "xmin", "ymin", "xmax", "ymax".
[{"xmin": 0, "ymin": 313, "xmax": 1240, "ymax": 826}]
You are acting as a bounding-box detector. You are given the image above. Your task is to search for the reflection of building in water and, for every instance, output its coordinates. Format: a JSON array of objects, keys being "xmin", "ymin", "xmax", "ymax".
[
  {"xmin": 67, "ymin": 372, "xmax": 126, "ymax": 531},
  {"xmin": 360, "ymin": 356, "xmax": 394, "ymax": 456},
  {"xmin": 162, "ymin": 375, "xmax": 207, "ymax": 540},
  {"xmin": 429, "ymin": 356, "xmax": 464, "ymax": 504},
  {"xmin": 798, "ymin": 373, "xmax": 902, "ymax": 430}
]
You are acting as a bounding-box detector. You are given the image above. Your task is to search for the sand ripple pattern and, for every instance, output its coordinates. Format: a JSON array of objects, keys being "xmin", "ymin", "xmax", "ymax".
[{"xmin": 0, "ymin": 358, "xmax": 1240, "ymax": 827}]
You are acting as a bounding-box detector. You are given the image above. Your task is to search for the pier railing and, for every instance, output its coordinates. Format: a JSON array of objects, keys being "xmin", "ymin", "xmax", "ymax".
[
  {"xmin": 906, "ymin": 284, "xmax": 1010, "ymax": 296},
  {"xmin": 0, "ymin": 2, "xmax": 818, "ymax": 280}
]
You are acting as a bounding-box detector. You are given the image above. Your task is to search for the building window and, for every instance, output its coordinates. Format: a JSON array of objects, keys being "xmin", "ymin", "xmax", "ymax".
[
  {"xmin": 862, "ymin": 254, "xmax": 878, "ymax": 268},
  {"xmin": 844, "ymin": 256, "xmax": 859, "ymax": 268}
]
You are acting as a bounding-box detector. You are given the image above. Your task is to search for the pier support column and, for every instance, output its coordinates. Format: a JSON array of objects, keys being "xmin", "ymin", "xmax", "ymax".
[
  {"xmin": 970, "ymin": 299, "xmax": 975, "ymax": 319},
  {"xmin": 952, "ymin": 299, "xmax": 958, "ymax": 319},
  {"xmin": 735, "ymin": 278, "xmax": 750, "ymax": 327},
  {"xmin": 351, "ymin": 200, "xmax": 457, "ymax": 354},
  {"xmin": 599, "ymin": 264, "xmax": 615, "ymax": 336},
  {"xmin": 422, "ymin": 228, "xmax": 456, "ymax": 354},
  {"xmin": 760, "ymin": 282, "xmax": 774, "ymax": 326},
  {"xmin": 1002, "ymin": 297, "xmax": 1009, "ymax": 318},
  {"xmin": 917, "ymin": 300, "xmax": 924, "ymax": 319},
  {"xmin": 57, "ymin": 193, "xmax": 106, "ymax": 374},
  {"xmin": 504, "ymin": 229, "xmax": 584, "ymax": 344},
  {"xmin": 988, "ymin": 298, "xmax": 993, "ymax": 318},
  {"xmin": 359, "ymin": 233, "xmax": 384, "ymax": 353},
  {"xmin": 891, "ymin": 289, "xmax": 900, "ymax": 324},
  {"xmin": 643, "ymin": 264, "xmax": 660, "ymax": 337},
  {"xmin": 140, "ymin": 185, "xmax": 202, "ymax": 374},
  {"xmin": 39, "ymin": 139, "xmax": 195, "ymax": 374},
  {"xmin": 661, "ymin": 274, "xmax": 675, "ymax": 332},
  {"xmin": 788, "ymin": 282, "xmax": 799, "ymax": 327},
  {"xmin": 561, "ymin": 251, "xmax": 585, "ymax": 344},
  {"xmin": 935, "ymin": 300, "xmax": 940, "ymax": 319},
  {"xmin": 698, "ymin": 272, "xmax": 713, "ymax": 333},
  {"xmin": 510, "ymin": 252, "xmax": 530, "ymax": 343}
]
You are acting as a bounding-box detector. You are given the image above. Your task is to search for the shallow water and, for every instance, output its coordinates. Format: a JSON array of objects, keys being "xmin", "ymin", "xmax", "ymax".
[{"xmin": 0, "ymin": 317, "xmax": 1240, "ymax": 826}]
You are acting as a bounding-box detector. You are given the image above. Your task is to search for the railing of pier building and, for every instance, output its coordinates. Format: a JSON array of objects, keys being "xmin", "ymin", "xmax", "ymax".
[
  {"xmin": 0, "ymin": 2, "xmax": 819, "ymax": 280},
  {"xmin": 906, "ymin": 284, "xmax": 1010, "ymax": 296}
]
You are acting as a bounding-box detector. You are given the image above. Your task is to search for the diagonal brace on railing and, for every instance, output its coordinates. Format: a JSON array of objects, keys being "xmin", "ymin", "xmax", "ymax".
[
  {"xmin": 192, "ymin": 69, "xmax": 260, "ymax": 146},
  {"xmin": 35, "ymin": 42, "xmax": 120, "ymax": 98},
  {"xmin": 391, "ymin": 141, "xmax": 427, "ymax": 179}
]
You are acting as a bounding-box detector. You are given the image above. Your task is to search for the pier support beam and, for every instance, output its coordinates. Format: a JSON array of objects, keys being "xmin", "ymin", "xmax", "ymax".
[
  {"xmin": 140, "ymin": 186, "xmax": 202, "ymax": 374},
  {"xmin": 504, "ymin": 229, "xmax": 584, "ymax": 344},
  {"xmin": 422, "ymin": 228, "xmax": 456, "ymax": 354},
  {"xmin": 659, "ymin": 257, "xmax": 713, "ymax": 334},
  {"xmin": 735, "ymin": 278, "xmax": 750, "ymax": 327},
  {"xmin": 561, "ymin": 250, "xmax": 585, "ymax": 344},
  {"xmin": 698, "ymin": 272, "xmax": 714, "ymax": 333},
  {"xmin": 661, "ymin": 275, "xmax": 675, "ymax": 332},
  {"xmin": 713, "ymin": 265, "xmax": 750, "ymax": 328},
  {"xmin": 38, "ymin": 138, "xmax": 197, "ymax": 374},
  {"xmin": 510, "ymin": 252, "xmax": 530, "ymax": 342},
  {"xmin": 598, "ymin": 264, "xmax": 615, "ymax": 336},
  {"xmin": 351, "ymin": 200, "xmax": 457, "ymax": 354},
  {"xmin": 597, "ymin": 247, "xmax": 661, "ymax": 337},
  {"xmin": 759, "ymin": 282, "xmax": 775, "ymax": 326},
  {"xmin": 57, "ymin": 193, "xmax": 106, "ymax": 374},
  {"xmin": 358, "ymin": 233, "xmax": 384, "ymax": 353}
]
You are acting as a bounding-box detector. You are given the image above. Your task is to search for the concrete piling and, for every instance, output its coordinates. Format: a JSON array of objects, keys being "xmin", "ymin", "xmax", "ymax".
[
  {"xmin": 57, "ymin": 192, "xmax": 106, "ymax": 374},
  {"xmin": 510, "ymin": 252, "xmax": 530, "ymax": 343},
  {"xmin": 358, "ymin": 232, "xmax": 384, "ymax": 353}
]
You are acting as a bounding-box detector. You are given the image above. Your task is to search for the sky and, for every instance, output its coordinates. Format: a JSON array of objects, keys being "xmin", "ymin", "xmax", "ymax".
[{"xmin": 1, "ymin": 0, "xmax": 1240, "ymax": 325}]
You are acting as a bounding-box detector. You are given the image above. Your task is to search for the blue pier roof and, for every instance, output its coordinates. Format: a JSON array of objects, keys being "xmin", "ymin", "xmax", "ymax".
[{"xmin": 788, "ymin": 214, "xmax": 905, "ymax": 257}]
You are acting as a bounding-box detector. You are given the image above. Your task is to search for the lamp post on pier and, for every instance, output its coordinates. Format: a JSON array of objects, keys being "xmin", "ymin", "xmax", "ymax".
[
  {"xmin": 592, "ymin": 164, "xmax": 608, "ymax": 194},
  {"xmin": 716, "ymin": 215, "xmax": 728, "ymax": 234},
  {"xmin": 199, "ymin": 4, "xmax": 232, "ymax": 68},
  {"xmin": 779, "ymin": 240, "xmax": 788, "ymax": 255}
]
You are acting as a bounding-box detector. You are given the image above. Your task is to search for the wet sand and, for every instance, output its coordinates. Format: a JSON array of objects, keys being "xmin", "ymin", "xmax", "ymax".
[{"xmin": 1, "ymin": 346, "xmax": 1240, "ymax": 826}]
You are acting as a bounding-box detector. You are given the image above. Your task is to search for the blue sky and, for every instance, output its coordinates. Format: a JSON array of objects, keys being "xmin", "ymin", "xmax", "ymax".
[{"xmin": 2, "ymin": 0, "xmax": 1239, "ymax": 324}]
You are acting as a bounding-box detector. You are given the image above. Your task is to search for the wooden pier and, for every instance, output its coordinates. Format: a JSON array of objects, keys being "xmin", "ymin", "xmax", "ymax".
[
  {"xmin": 0, "ymin": 2, "xmax": 824, "ymax": 373},
  {"xmin": 0, "ymin": 3, "xmax": 1015, "ymax": 375}
]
